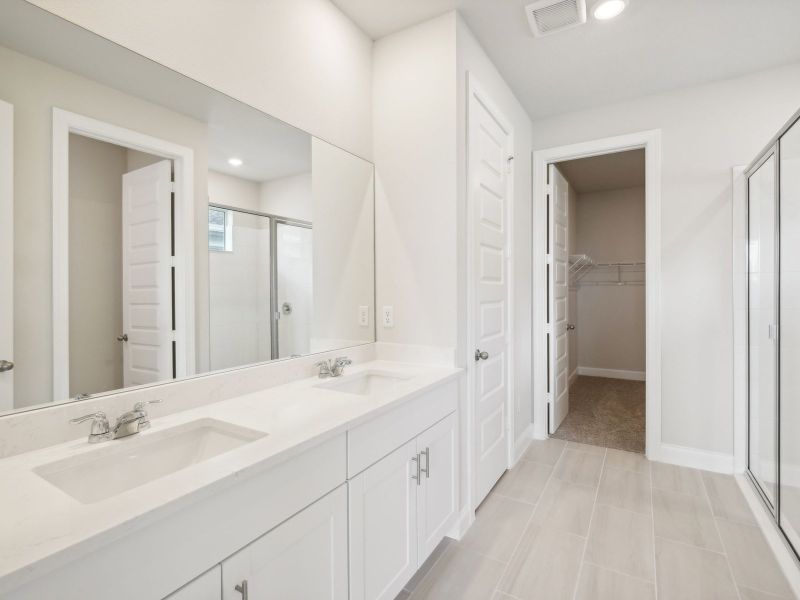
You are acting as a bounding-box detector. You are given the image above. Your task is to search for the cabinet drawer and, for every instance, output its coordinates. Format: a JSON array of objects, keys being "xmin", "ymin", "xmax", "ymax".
[{"xmin": 348, "ymin": 380, "xmax": 457, "ymax": 477}]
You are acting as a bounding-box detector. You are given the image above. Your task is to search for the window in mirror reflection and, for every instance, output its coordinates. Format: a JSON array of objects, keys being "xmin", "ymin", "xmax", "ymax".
[{"xmin": 208, "ymin": 207, "xmax": 233, "ymax": 252}]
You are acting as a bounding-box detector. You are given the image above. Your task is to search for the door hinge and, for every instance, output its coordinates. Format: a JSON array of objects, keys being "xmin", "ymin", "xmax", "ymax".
[
  {"xmin": 506, "ymin": 155, "xmax": 515, "ymax": 174},
  {"xmin": 545, "ymin": 253, "xmax": 553, "ymax": 265},
  {"xmin": 546, "ymin": 183, "xmax": 554, "ymax": 196}
]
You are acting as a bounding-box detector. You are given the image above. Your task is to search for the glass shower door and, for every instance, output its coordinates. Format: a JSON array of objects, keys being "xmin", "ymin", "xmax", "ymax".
[
  {"xmin": 275, "ymin": 222, "xmax": 313, "ymax": 359},
  {"xmin": 780, "ymin": 117, "xmax": 800, "ymax": 551},
  {"xmin": 748, "ymin": 151, "xmax": 778, "ymax": 508}
]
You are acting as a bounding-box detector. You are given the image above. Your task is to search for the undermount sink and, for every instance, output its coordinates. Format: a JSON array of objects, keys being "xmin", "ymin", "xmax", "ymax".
[
  {"xmin": 34, "ymin": 419, "xmax": 266, "ymax": 504},
  {"xmin": 315, "ymin": 370, "xmax": 410, "ymax": 396}
]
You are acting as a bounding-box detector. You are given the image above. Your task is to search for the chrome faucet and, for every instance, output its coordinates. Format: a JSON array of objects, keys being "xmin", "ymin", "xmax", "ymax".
[
  {"xmin": 70, "ymin": 399, "xmax": 162, "ymax": 443},
  {"xmin": 315, "ymin": 356, "xmax": 352, "ymax": 378}
]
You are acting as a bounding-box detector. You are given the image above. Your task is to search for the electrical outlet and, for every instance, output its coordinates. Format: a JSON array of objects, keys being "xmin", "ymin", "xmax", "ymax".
[
  {"xmin": 382, "ymin": 306, "xmax": 394, "ymax": 328},
  {"xmin": 358, "ymin": 305, "xmax": 369, "ymax": 327}
]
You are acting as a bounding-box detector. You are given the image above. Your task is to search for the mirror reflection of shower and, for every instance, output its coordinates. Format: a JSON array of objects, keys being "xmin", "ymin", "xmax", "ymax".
[{"xmin": 208, "ymin": 205, "xmax": 312, "ymax": 371}]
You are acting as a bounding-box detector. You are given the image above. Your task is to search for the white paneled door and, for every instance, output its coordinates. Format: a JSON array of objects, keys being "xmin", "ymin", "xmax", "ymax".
[
  {"xmin": 469, "ymin": 81, "xmax": 513, "ymax": 506},
  {"xmin": 122, "ymin": 160, "xmax": 174, "ymax": 387},
  {"xmin": 549, "ymin": 165, "xmax": 570, "ymax": 432},
  {"xmin": 0, "ymin": 99, "xmax": 13, "ymax": 411}
]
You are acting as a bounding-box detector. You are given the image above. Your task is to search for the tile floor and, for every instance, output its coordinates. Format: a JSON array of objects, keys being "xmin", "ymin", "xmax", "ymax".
[{"xmin": 396, "ymin": 439, "xmax": 796, "ymax": 600}]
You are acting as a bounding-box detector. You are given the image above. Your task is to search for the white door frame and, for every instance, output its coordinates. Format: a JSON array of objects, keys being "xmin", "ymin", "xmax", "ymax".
[
  {"xmin": 52, "ymin": 108, "xmax": 196, "ymax": 402},
  {"xmin": 0, "ymin": 99, "xmax": 13, "ymax": 412},
  {"xmin": 532, "ymin": 130, "xmax": 662, "ymax": 460},
  {"xmin": 465, "ymin": 73, "xmax": 516, "ymax": 514}
]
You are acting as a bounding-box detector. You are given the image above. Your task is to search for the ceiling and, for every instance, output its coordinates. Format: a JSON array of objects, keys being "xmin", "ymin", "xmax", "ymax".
[
  {"xmin": 331, "ymin": 0, "xmax": 800, "ymax": 120},
  {"xmin": 1, "ymin": 0, "xmax": 311, "ymax": 182},
  {"xmin": 556, "ymin": 149, "xmax": 644, "ymax": 193}
]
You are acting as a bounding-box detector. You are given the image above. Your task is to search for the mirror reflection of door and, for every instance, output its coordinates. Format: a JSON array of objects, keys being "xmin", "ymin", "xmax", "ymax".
[
  {"xmin": 68, "ymin": 134, "xmax": 175, "ymax": 399},
  {"xmin": 276, "ymin": 222, "xmax": 313, "ymax": 359}
]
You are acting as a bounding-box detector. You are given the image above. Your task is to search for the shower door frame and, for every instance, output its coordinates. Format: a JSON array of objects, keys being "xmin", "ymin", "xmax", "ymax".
[
  {"xmin": 744, "ymin": 143, "xmax": 780, "ymax": 516},
  {"xmin": 743, "ymin": 106, "xmax": 800, "ymax": 564},
  {"xmin": 208, "ymin": 204, "xmax": 311, "ymax": 361}
]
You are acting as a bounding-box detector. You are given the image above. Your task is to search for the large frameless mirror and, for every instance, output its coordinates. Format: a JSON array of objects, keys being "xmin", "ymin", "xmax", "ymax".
[{"xmin": 0, "ymin": 0, "xmax": 375, "ymax": 416}]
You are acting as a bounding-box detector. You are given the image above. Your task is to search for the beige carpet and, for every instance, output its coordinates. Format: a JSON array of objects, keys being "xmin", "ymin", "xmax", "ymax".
[{"xmin": 550, "ymin": 375, "xmax": 645, "ymax": 453}]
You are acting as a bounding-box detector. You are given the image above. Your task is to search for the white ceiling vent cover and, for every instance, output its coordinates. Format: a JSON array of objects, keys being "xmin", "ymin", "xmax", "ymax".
[{"xmin": 525, "ymin": 0, "xmax": 587, "ymax": 37}]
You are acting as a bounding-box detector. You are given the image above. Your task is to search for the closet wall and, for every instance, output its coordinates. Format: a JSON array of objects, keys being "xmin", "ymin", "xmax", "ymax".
[{"xmin": 575, "ymin": 187, "xmax": 646, "ymax": 377}]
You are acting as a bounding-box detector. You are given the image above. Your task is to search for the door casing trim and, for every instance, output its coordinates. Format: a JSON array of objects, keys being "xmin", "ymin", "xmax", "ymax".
[
  {"xmin": 532, "ymin": 130, "xmax": 663, "ymax": 460},
  {"xmin": 52, "ymin": 108, "xmax": 196, "ymax": 402}
]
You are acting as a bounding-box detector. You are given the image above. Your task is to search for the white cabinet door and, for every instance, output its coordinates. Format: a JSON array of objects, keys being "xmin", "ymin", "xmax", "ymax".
[
  {"xmin": 164, "ymin": 566, "xmax": 221, "ymax": 600},
  {"xmin": 416, "ymin": 414, "xmax": 458, "ymax": 563},
  {"xmin": 221, "ymin": 485, "xmax": 348, "ymax": 600},
  {"xmin": 349, "ymin": 439, "xmax": 418, "ymax": 600}
]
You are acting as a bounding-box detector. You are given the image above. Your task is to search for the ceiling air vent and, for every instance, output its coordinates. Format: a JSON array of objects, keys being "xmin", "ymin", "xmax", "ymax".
[{"xmin": 525, "ymin": 0, "xmax": 587, "ymax": 37}]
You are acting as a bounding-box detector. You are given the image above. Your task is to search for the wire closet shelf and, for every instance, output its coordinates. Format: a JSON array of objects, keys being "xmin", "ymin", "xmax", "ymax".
[{"xmin": 569, "ymin": 255, "xmax": 645, "ymax": 287}]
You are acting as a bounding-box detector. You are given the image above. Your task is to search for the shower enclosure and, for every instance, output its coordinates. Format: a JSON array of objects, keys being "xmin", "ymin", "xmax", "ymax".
[
  {"xmin": 208, "ymin": 205, "xmax": 312, "ymax": 371},
  {"xmin": 746, "ymin": 108, "xmax": 800, "ymax": 558}
]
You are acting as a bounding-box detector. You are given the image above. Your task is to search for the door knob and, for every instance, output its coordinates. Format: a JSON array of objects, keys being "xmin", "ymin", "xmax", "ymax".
[
  {"xmin": 567, "ymin": 324, "xmax": 575, "ymax": 330},
  {"xmin": 116, "ymin": 334, "xmax": 128, "ymax": 342},
  {"xmin": 0, "ymin": 360, "xmax": 13, "ymax": 372},
  {"xmin": 475, "ymin": 349, "xmax": 489, "ymax": 361}
]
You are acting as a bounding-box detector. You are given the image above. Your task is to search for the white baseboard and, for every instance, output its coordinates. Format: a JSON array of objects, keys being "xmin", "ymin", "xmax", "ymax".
[
  {"xmin": 568, "ymin": 368, "xmax": 578, "ymax": 385},
  {"xmin": 513, "ymin": 424, "xmax": 534, "ymax": 465},
  {"xmin": 447, "ymin": 506, "xmax": 474, "ymax": 541},
  {"xmin": 736, "ymin": 474, "xmax": 800, "ymax": 597},
  {"xmin": 655, "ymin": 443, "xmax": 734, "ymax": 474},
  {"xmin": 577, "ymin": 366, "xmax": 646, "ymax": 381}
]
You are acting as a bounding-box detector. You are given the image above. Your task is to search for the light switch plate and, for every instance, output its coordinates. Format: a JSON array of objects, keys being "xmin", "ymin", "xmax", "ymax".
[
  {"xmin": 382, "ymin": 306, "xmax": 394, "ymax": 328},
  {"xmin": 358, "ymin": 305, "xmax": 369, "ymax": 327}
]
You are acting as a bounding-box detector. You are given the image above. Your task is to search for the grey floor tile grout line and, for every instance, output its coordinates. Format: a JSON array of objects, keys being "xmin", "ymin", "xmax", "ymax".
[
  {"xmin": 649, "ymin": 453, "xmax": 659, "ymax": 599},
  {"xmin": 571, "ymin": 446, "xmax": 608, "ymax": 600},
  {"xmin": 700, "ymin": 467, "xmax": 744, "ymax": 600},
  {"xmin": 490, "ymin": 490, "xmax": 538, "ymax": 507},
  {"xmin": 490, "ymin": 440, "xmax": 568, "ymax": 599},
  {"xmin": 652, "ymin": 533, "xmax": 728, "ymax": 557},
  {"xmin": 582, "ymin": 559, "xmax": 659, "ymax": 587}
]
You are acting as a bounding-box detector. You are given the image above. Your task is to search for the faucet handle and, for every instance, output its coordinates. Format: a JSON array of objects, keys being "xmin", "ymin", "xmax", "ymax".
[
  {"xmin": 334, "ymin": 356, "xmax": 352, "ymax": 366},
  {"xmin": 132, "ymin": 399, "xmax": 161, "ymax": 431},
  {"xmin": 133, "ymin": 398, "xmax": 162, "ymax": 412},
  {"xmin": 70, "ymin": 411, "xmax": 112, "ymax": 443}
]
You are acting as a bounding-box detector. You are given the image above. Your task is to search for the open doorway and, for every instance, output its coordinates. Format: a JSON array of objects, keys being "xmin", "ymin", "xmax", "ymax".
[
  {"xmin": 67, "ymin": 133, "xmax": 174, "ymax": 398},
  {"xmin": 533, "ymin": 130, "xmax": 662, "ymax": 459},
  {"xmin": 548, "ymin": 150, "xmax": 646, "ymax": 453}
]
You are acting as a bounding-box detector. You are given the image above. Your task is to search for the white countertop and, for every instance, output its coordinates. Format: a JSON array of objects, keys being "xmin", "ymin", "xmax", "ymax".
[{"xmin": 0, "ymin": 360, "xmax": 461, "ymax": 594}]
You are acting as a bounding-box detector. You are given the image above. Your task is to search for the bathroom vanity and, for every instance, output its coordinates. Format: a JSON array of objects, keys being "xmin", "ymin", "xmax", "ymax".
[{"xmin": 0, "ymin": 361, "xmax": 460, "ymax": 599}]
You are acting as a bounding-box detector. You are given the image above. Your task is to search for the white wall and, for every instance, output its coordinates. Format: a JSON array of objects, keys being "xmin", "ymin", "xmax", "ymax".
[
  {"xmin": 311, "ymin": 138, "xmax": 375, "ymax": 351},
  {"xmin": 575, "ymin": 186, "xmax": 646, "ymax": 374},
  {"xmin": 28, "ymin": 0, "xmax": 373, "ymax": 160},
  {"xmin": 260, "ymin": 172, "xmax": 312, "ymax": 222},
  {"xmin": 373, "ymin": 13, "xmax": 458, "ymax": 349},
  {"xmin": 531, "ymin": 62, "xmax": 800, "ymax": 455},
  {"xmin": 208, "ymin": 169, "xmax": 261, "ymax": 213}
]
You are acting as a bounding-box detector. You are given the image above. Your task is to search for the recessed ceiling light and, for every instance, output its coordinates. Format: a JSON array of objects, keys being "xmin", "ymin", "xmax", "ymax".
[
  {"xmin": 593, "ymin": 0, "xmax": 627, "ymax": 20},
  {"xmin": 228, "ymin": 157, "xmax": 243, "ymax": 167}
]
